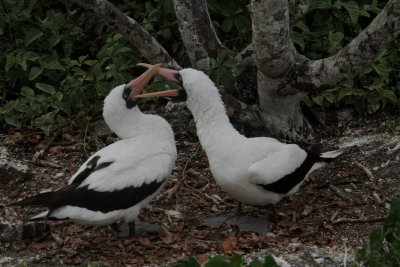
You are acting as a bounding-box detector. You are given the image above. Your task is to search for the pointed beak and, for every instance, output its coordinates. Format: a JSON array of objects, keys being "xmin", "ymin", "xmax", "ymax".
[
  {"xmin": 137, "ymin": 63, "xmax": 179, "ymax": 83},
  {"xmin": 135, "ymin": 63, "xmax": 187, "ymax": 101},
  {"xmin": 135, "ymin": 89, "xmax": 180, "ymax": 99},
  {"xmin": 126, "ymin": 64, "xmax": 161, "ymax": 99}
]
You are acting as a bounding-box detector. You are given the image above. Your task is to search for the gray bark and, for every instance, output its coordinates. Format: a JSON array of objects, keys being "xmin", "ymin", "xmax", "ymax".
[
  {"xmin": 250, "ymin": 0, "xmax": 400, "ymax": 142},
  {"xmin": 73, "ymin": 0, "xmax": 400, "ymax": 142},
  {"xmin": 172, "ymin": 0, "xmax": 231, "ymax": 71},
  {"xmin": 250, "ymin": 0, "xmax": 311, "ymax": 142},
  {"xmin": 293, "ymin": 0, "xmax": 400, "ymax": 91}
]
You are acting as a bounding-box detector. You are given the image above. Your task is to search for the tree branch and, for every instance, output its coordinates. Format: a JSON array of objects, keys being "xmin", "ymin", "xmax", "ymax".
[
  {"xmin": 172, "ymin": 0, "xmax": 231, "ymax": 71},
  {"xmin": 289, "ymin": 0, "xmax": 311, "ymax": 25},
  {"xmin": 293, "ymin": 0, "xmax": 400, "ymax": 91},
  {"xmin": 70, "ymin": 0, "xmax": 179, "ymax": 68},
  {"xmin": 250, "ymin": 0, "xmax": 297, "ymax": 77}
]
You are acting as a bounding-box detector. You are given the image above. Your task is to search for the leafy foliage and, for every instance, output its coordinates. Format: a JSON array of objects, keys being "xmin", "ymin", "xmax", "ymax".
[
  {"xmin": 353, "ymin": 199, "xmax": 400, "ymax": 267},
  {"xmin": 180, "ymin": 255, "xmax": 278, "ymax": 267},
  {"xmin": 293, "ymin": 0, "xmax": 400, "ymax": 118},
  {"xmin": 0, "ymin": 0, "xmax": 399, "ymax": 133},
  {"xmin": 0, "ymin": 0, "xmax": 181, "ymax": 134},
  {"xmin": 0, "ymin": 0, "xmax": 141, "ymax": 134}
]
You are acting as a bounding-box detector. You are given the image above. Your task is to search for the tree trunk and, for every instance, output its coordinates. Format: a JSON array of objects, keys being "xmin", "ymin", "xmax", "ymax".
[{"xmin": 73, "ymin": 0, "xmax": 400, "ymax": 143}]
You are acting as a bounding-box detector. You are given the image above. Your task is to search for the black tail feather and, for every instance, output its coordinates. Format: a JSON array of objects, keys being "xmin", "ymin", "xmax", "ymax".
[{"xmin": 8, "ymin": 191, "xmax": 54, "ymax": 207}]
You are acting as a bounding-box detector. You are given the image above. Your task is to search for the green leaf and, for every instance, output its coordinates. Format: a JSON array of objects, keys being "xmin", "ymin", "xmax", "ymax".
[
  {"xmin": 249, "ymin": 260, "xmax": 263, "ymax": 267},
  {"xmin": 291, "ymin": 32, "xmax": 305, "ymax": 50},
  {"xmin": 21, "ymin": 86, "xmax": 35, "ymax": 97},
  {"xmin": 2, "ymin": 100, "xmax": 19, "ymax": 113},
  {"xmin": 180, "ymin": 256, "xmax": 201, "ymax": 267},
  {"xmin": 25, "ymin": 27, "xmax": 43, "ymax": 46},
  {"xmin": 205, "ymin": 255, "xmax": 229, "ymax": 267},
  {"xmin": 28, "ymin": 67, "xmax": 42, "ymax": 80},
  {"xmin": 310, "ymin": 0, "xmax": 332, "ymax": 10},
  {"xmin": 373, "ymin": 63, "xmax": 390, "ymax": 82},
  {"xmin": 223, "ymin": 59, "xmax": 237, "ymax": 68},
  {"xmin": 382, "ymin": 90, "xmax": 397, "ymax": 103},
  {"xmin": 222, "ymin": 18, "xmax": 234, "ymax": 33},
  {"xmin": 40, "ymin": 56, "xmax": 65, "ymax": 71},
  {"xmin": 25, "ymin": 51, "xmax": 40, "ymax": 61},
  {"xmin": 5, "ymin": 115, "xmax": 22, "ymax": 128},
  {"xmin": 112, "ymin": 46, "xmax": 133, "ymax": 56},
  {"xmin": 328, "ymin": 31, "xmax": 344, "ymax": 47},
  {"xmin": 48, "ymin": 34, "xmax": 61, "ymax": 48},
  {"xmin": 229, "ymin": 256, "xmax": 243, "ymax": 267},
  {"xmin": 35, "ymin": 83, "xmax": 56, "ymax": 95},
  {"xmin": 234, "ymin": 15, "xmax": 250, "ymax": 34},
  {"xmin": 5, "ymin": 54, "xmax": 16, "ymax": 72},
  {"xmin": 15, "ymin": 52, "xmax": 27, "ymax": 71},
  {"xmin": 338, "ymin": 87, "xmax": 353, "ymax": 101},
  {"xmin": 262, "ymin": 255, "xmax": 279, "ymax": 267},
  {"xmin": 341, "ymin": 1, "xmax": 359, "ymax": 24},
  {"xmin": 22, "ymin": 0, "xmax": 37, "ymax": 18},
  {"xmin": 313, "ymin": 95, "xmax": 324, "ymax": 106}
]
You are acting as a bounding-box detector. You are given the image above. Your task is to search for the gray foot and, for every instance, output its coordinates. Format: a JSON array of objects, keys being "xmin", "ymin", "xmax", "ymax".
[
  {"xmin": 111, "ymin": 221, "xmax": 159, "ymax": 236},
  {"xmin": 202, "ymin": 215, "xmax": 269, "ymax": 234},
  {"xmin": 111, "ymin": 221, "xmax": 135, "ymax": 237},
  {"xmin": 134, "ymin": 221, "xmax": 159, "ymax": 235}
]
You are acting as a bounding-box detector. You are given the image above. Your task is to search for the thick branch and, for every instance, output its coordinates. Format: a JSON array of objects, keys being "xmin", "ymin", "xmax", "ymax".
[
  {"xmin": 220, "ymin": 89, "xmax": 265, "ymax": 134},
  {"xmin": 71, "ymin": 0, "xmax": 179, "ymax": 68},
  {"xmin": 172, "ymin": 0, "xmax": 231, "ymax": 71},
  {"xmin": 250, "ymin": 0, "xmax": 297, "ymax": 77},
  {"xmin": 293, "ymin": 0, "xmax": 400, "ymax": 91}
]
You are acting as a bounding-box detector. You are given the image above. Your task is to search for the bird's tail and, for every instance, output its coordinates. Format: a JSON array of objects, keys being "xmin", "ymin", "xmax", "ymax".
[
  {"xmin": 320, "ymin": 147, "xmax": 350, "ymax": 162},
  {"xmin": 27, "ymin": 211, "xmax": 50, "ymax": 221},
  {"xmin": 8, "ymin": 191, "xmax": 54, "ymax": 208}
]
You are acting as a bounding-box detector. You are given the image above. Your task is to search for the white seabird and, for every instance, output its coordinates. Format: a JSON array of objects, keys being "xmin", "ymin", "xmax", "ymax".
[
  {"xmin": 137, "ymin": 64, "xmax": 347, "ymax": 233},
  {"xmin": 10, "ymin": 64, "xmax": 177, "ymax": 236}
]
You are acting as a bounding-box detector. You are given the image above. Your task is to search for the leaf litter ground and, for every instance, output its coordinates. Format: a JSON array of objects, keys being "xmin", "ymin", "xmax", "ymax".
[{"xmin": 0, "ymin": 103, "xmax": 399, "ymax": 266}]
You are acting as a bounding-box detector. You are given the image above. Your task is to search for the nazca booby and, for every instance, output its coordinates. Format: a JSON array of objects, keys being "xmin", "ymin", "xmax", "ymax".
[
  {"xmin": 137, "ymin": 64, "xmax": 347, "ymax": 232},
  {"xmin": 9, "ymin": 64, "xmax": 177, "ymax": 236}
]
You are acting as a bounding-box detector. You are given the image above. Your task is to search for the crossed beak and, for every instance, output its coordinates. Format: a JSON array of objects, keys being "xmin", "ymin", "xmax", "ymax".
[
  {"xmin": 135, "ymin": 63, "xmax": 181, "ymax": 99},
  {"xmin": 125, "ymin": 64, "xmax": 161, "ymax": 100}
]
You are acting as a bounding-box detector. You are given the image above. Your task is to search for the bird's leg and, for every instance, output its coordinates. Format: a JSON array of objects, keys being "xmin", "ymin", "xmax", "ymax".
[
  {"xmin": 111, "ymin": 221, "xmax": 134, "ymax": 237},
  {"xmin": 233, "ymin": 201, "xmax": 242, "ymax": 218},
  {"xmin": 134, "ymin": 221, "xmax": 160, "ymax": 235},
  {"xmin": 264, "ymin": 204, "xmax": 274, "ymax": 228},
  {"xmin": 111, "ymin": 221, "xmax": 159, "ymax": 236}
]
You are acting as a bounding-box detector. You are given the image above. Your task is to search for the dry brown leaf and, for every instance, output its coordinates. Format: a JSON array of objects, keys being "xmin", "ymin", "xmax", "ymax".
[
  {"xmin": 222, "ymin": 236, "xmax": 237, "ymax": 254},
  {"xmin": 49, "ymin": 146, "xmax": 64, "ymax": 155},
  {"xmin": 322, "ymin": 223, "xmax": 334, "ymax": 231},
  {"xmin": 159, "ymin": 226, "xmax": 174, "ymax": 244},
  {"xmin": 30, "ymin": 241, "xmax": 52, "ymax": 250}
]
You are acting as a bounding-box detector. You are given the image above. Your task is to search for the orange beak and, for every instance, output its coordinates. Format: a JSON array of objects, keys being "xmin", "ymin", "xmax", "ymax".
[
  {"xmin": 126, "ymin": 64, "xmax": 161, "ymax": 100},
  {"xmin": 137, "ymin": 63, "xmax": 179, "ymax": 83},
  {"xmin": 135, "ymin": 63, "xmax": 181, "ymax": 99}
]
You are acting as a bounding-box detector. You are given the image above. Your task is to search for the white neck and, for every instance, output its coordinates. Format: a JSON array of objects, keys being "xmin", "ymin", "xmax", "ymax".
[
  {"xmin": 186, "ymin": 87, "xmax": 243, "ymax": 150},
  {"xmin": 107, "ymin": 110, "xmax": 171, "ymax": 139}
]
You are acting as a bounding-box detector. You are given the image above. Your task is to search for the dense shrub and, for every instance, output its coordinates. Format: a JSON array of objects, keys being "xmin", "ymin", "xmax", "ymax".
[{"xmin": 0, "ymin": 0, "xmax": 399, "ymax": 133}]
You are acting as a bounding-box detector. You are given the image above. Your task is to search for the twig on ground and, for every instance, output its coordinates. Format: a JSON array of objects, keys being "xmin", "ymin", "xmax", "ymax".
[
  {"xmin": 314, "ymin": 180, "xmax": 362, "ymax": 189},
  {"xmin": 32, "ymin": 132, "xmax": 59, "ymax": 163},
  {"xmin": 165, "ymin": 145, "xmax": 201, "ymax": 202},
  {"xmin": 332, "ymin": 216, "xmax": 385, "ymax": 225},
  {"xmin": 355, "ymin": 162, "xmax": 375, "ymax": 180},
  {"xmin": 36, "ymin": 159, "xmax": 62, "ymax": 169},
  {"xmin": 330, "ymin": 210, "xmax": 339, "ymax": 222},
  {"xmin": 372, "ymin": 192, "xmax": 384, "ymax": 205},
  {"xmin": 329, "ymin": 184, "xmax": 351, "ymax": 202}
]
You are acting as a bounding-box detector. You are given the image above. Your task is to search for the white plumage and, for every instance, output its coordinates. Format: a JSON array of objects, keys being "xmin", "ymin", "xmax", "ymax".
[
  {"xmin": 10, "ymin": 65, "xmax": 176, "ymax": 235},
  {"xmin": 138, "ymin": 66, "xmax": 346, "ymax": 216}
]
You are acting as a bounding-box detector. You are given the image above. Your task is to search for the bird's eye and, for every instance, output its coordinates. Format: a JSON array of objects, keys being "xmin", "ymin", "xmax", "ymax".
[{"xmin": 122, "ymin": 86, "xmax": 131, "ymax": 100}]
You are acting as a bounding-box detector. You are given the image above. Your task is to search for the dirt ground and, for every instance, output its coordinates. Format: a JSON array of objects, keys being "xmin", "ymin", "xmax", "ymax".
[{"xmin": 0, "ymin": 103, "xmax": 399, "ymax": 266}]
